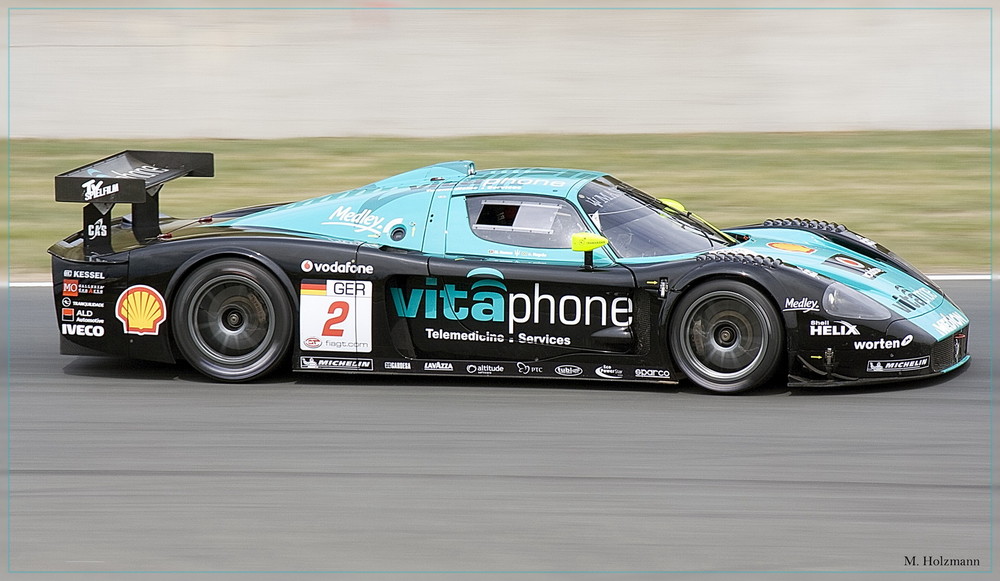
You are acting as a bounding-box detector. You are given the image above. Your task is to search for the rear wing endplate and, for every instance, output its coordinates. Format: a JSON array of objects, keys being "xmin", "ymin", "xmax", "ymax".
[{"xmin": 55, "ymin": 150, "xmax": 214, "ymax": 257}]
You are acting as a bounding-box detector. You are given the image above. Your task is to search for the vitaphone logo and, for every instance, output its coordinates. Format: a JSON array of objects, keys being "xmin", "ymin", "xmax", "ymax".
[{"xmin": 389, "ymin": 269, "xmax": 633, "ymax": 334}]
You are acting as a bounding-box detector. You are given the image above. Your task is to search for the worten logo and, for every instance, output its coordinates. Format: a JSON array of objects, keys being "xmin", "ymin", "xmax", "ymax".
[{"xmin": 390, "ymin": 271, "xmax": 633, "ymax": 334}]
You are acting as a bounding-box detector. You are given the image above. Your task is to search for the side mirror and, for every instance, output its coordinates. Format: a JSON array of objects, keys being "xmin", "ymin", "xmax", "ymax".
[
  {"xmin": 659, "ymin": 198, "xmax": 687, "ymax": 213},
  {"xmin": 571, "ymin": 232, "xmax": 609, "ymax": 271}
]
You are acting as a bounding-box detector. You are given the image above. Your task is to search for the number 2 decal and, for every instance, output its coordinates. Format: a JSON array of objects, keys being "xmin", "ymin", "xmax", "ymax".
[
  {"xmin": 300, "ymin": 280, "xmax": 373, "ymax": 353},
  {"xmin": 322, "ymin": 301, "xmax": 350, "ymax": 337}
]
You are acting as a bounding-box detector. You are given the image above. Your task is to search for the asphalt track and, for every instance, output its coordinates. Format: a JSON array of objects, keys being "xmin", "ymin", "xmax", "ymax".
[{"xmin": 3, "ymin": 281, "xmax": 994, "ymax": 579}]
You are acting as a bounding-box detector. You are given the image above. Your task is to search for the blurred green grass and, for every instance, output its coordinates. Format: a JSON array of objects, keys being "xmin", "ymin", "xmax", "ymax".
[{"xmin": 6, "ymin": 131, "xmax": 991, "ymax": 280}]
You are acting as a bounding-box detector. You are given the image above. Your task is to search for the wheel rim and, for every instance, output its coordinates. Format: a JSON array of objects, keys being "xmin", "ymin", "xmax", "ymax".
[
  {"xmin": 186, "ymin": 275, "xmax": 276, "ymax": 366},
  {"xmin": 678, "ymin": 290, "xmax": 772, "ymax": 383}
]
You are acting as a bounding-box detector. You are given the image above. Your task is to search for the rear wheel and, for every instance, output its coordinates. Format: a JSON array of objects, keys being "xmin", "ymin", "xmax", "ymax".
[
  {"xmin": 172, "ymin": 259, "xmax": 292, "ymax": 382},
  {"xmin": 669, "ymin": 280, "xmax": 784, "ymax": 393}
]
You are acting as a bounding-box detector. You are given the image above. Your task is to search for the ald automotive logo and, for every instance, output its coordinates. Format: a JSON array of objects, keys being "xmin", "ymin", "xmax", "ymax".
[{"xmin": 389, "ymin": 269, "xmax": 632, "ymax": 334}]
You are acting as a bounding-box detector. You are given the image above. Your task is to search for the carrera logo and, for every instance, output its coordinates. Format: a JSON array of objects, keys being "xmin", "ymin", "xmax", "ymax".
[
  {"xmin": 115, "ymin": 285, "xmax": 166, "ymax": 335},
  {"xmin": 555, "ymin": 364, "xmax": 583, "ymax": 377},
  {"xmin": 825, "ymin": 255, "xmax": 885, "ymax": 280}
]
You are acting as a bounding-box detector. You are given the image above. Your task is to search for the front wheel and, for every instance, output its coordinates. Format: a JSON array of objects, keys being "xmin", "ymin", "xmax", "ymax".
[
  {"xmin": 669, "ymin": 280, "xmax": 784, "ymax": 393},
  {"xmin": 172, "ymin": 259, "xmax": 292, "ymax": 382}
]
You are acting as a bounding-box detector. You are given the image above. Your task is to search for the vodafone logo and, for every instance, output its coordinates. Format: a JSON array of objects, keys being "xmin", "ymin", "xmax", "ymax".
[{"xmin": 300, "ymin": 259, "xmax": 374, "ymax": 275}]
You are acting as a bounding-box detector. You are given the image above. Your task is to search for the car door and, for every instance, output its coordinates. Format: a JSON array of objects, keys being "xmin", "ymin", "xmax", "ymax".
[{"xmin": 387, "ymin": 192, "xmax": 641, "ymax": 361}]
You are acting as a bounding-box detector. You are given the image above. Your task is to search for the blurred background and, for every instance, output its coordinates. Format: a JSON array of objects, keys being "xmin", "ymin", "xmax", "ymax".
[{"xmin": 3, "ymin": 1, "xmax": 992, "ymax": 279}]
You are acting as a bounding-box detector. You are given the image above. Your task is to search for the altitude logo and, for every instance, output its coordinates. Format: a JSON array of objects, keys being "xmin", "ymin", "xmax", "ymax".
[{"xmin": 390, "ymin": 270, "xmax": 633, "ymax": 335}]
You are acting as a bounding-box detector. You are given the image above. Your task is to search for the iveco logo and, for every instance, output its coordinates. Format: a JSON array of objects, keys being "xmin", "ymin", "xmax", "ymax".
[{"xmin": 555, "ymin": 364, "xmax": 583, "ymax": 377}]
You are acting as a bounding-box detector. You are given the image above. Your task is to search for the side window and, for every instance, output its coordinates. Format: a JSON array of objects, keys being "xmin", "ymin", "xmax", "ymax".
[{"xmin": 466, "ymin": 196, "xmax": 588, "ymax": 249}]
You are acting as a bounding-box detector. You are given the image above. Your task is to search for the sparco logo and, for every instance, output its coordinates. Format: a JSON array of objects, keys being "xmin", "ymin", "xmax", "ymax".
[
  {"xmin": 784, "ymin": 297, "xmax": 820, "ymax": 313},
  {"xmin": 555, "ymin": 365, "xmax": 583, "ymax": 377},
  {"xmin": 300, "ymin": 260, "xmax": 374, "ymax": 275},
  {"xmin": 635, "ymin": 369, "xmax": 671, "ymax": 379}
]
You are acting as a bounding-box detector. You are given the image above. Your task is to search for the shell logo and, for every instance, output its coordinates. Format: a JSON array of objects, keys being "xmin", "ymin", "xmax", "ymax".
[
  {"xmin": 116, "ymin": 285, "xmax": 167, "ymax": 335},
  {"xmin": 767, "ymin": 242, "xmax": 816, "ymax": 254}
]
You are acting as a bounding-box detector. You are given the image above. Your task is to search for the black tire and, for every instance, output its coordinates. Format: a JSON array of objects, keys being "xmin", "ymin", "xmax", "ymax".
[
  {"xmin": 172, "ymin": 259, "xmax": 292, "ymax": 382},
  {"xmin": 669, "ymin": 279, "xmax": 784, "ymax": 393}
]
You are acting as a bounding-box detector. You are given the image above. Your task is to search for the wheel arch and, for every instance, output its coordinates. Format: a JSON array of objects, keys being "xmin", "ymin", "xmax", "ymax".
[
  {"xmin": 661, "ymin": 269, "xmax": 792, "ymax": 392},
  {"xmin": 165, "ymin": 247, "xmax": 297, "ymax": 309},
  {"xmin": 163, "ymin": 247, "xmax": 298, "ymax": 365}
]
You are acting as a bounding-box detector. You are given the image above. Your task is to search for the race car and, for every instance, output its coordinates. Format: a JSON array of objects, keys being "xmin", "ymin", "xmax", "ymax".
[{"xmin": 49, "ymin": 150, "xmax": 970, "ymax": 393}]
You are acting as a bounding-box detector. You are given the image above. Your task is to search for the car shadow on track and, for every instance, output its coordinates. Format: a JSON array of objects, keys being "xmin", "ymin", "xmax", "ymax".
[{"xmin": 56, "ymin": 356, "xmax": 967, "ymax": 397}]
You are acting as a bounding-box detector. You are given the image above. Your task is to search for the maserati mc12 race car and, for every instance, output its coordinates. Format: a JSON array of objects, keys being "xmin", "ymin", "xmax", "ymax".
[{"xmin": 49, "ymin": 150, "xmax": 970, "ymax": 393}]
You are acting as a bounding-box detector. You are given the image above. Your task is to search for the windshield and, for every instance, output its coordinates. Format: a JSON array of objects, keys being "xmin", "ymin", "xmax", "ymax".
[{"xmin": 577, "ymin": 176, "xmax": 734, "ymax": 258}]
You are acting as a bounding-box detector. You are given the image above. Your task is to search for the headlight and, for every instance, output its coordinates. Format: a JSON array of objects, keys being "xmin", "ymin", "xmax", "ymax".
[{"xmin": 822, "ymin": 282, "xmax": 892, "ymax": 320}]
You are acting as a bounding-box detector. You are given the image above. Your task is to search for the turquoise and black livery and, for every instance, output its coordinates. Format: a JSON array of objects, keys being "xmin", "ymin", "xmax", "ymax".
[{"xmin": 49, "ymin": 151, "xmax": 970, "ymax": 393}]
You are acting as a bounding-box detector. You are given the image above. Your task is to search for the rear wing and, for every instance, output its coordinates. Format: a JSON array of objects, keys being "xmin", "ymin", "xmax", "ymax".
[{"xmin": 55, "ymin": 150, "xmax": 214, "ymax": 257}]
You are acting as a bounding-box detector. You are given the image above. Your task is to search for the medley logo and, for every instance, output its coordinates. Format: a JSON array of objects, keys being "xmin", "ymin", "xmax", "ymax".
[
  {"xmin": 390, "ymin": 272, "xmax": 633, "ymax": 334},
  {"xmin": 322, "ymin": 205, "xmax": 404, "ymax": 237},
  {"xmin": 933, "ymin": 312, "xmax": 968, "ymax": 336},
  {"xmin": 784, "ymin": 297, "xmax": 820, "ymax": 313}
]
